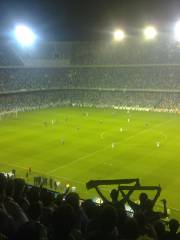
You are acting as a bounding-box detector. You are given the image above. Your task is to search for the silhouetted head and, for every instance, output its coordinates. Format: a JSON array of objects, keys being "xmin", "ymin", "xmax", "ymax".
[
  {"xmin": 66, "ymin": 192, "xmax": 79, "ymax": 210},
  {"xmin": 139, "ymin": 192, "xmax": 148, "ymax": 204},
  {"xmin": 169, "ymin": 219, "xmax": 179, "ymax": 233},
  {"xmin": 110, "ymin": 189, "xmax": 119, "ymax": 201}
]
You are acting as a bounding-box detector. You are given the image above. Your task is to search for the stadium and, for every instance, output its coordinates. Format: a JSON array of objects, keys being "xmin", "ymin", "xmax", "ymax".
[{"xmin": 0, "ymin": 23, "xmax": 180, "ymax": 239}]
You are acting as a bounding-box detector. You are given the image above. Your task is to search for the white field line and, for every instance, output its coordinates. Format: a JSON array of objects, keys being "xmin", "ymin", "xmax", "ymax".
[
  {"xmin": 1, "ymin": 162, "xmax": 28, "ymax": 171},
  {"xmin": 0, "ymin": 162, "xmax": 85, "ymax": 185},
  {"xmin": 47, "ymin": 118, "xmax": 173, "ymax": 174},
  {"xmin": 0, "ymin": 162, "xmax": 85, "ymax": 187}
]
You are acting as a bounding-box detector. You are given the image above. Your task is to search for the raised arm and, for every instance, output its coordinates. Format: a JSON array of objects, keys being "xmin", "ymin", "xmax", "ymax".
[
  {"xmin": 161, "ymin": 199, "xmax": 168, "ymax": 218},
  {"xmin": 95, "ymin": 186, "xmax": 109, "ymax": 203},
  {"xmin": 151, "ymin": 185, "xmax": 161, "ymax": 208},
  {"xmin": 119, "ymin": 186, "xmax": 138, "ymax": 211}
]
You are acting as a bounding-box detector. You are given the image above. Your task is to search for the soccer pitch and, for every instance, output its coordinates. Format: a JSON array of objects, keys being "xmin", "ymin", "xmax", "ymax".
[{"xmin": 0, "ymin": 107, "xmax": 180, "ymax": 217}]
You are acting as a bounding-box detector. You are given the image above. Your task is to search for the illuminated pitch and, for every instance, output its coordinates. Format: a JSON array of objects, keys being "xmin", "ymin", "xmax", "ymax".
[
  {"xmin": 15, "ymin": 25, "xmax": 36, "ymax": 46},
  {"xmin": 143, "ymin": 26, "xmax": 157, "ymax": 40},
  {"xmin": 113, "ymin": 29, "xmax": 125, "ymax": 41}
]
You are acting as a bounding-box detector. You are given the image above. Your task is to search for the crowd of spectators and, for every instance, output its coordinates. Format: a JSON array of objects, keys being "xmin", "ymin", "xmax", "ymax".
[
  {"xmin": 1, "ymin": 66, "xmax": 180, "ymax": 92},
  {"xmin": 1, "ymin": 39, "xmax": 180, "ymax": 112},
  {"xmin": 0, "ymin": 173, "xmax": 179, "ymax": 240},
  {"xmin": 1, "ymin": 90, "xmax": 180, "ymax": 113}
]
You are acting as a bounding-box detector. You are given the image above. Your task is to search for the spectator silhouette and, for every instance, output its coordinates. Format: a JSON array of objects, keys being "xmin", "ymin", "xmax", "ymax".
[
  {"xmin": 95, "ymin": 186, "xmax": 125, "ymax": 210},
  {"xmin": 87, "ymin": 204, "xmax": 118, "ymax": 240},
  {"xmin": 52, "ymin": 203, "xmax": 76, "ymax": 240},
  {"xmin": 120, "ymin": 187, "xmax": 162, "ymax": 217},
  {"xmin": 66, "ymin": 192, "xmax": 88, "ymax": 235},
  {"xmin": 14, "ymin": 178, "xmax": 30, "ymax": 214},
  {"xmin": 0, "ymin": 174, "xmax": 15, "ymax": 239},
  {"xmin": 164, "ymin": 218, "xmax": 180, "ymax": 240},
  {"xmin": 4, "ymin": 179, "xmax": 28, "ymax": 230}
]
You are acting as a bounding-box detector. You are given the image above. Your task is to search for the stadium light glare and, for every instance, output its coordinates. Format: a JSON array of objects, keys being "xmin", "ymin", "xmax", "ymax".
[
  {"xmin": 143, "ymin": 26, "xmax": 157, "ymax": 40},
  {"xmin": 174, "ymin": 21, "xmax": 180, "ymax": 42},
  {"xmin": 113, "ymin": 29, "xmax": 125, "ymax": 41},
  {"xmin": 15, "ymin": 25, "xmax": 36, "ymax": 46}
]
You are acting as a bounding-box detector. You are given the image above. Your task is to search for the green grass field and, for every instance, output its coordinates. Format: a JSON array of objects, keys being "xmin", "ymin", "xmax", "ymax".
[{"xmin": 0, "ymin": 107, "xmax": 180, "ymax": 218}]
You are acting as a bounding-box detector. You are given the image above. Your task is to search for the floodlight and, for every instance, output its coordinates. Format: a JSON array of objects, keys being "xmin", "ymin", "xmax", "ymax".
[
  {"xmin": 15, "ymin": 25, "xmax": 36, "ymax": 46},
  {"xmin": 174, "ymin": 21, "xmax": 180, "ymax": 42},
  {"xmin": 143, "ymin": 26, "xmax": 157, "ymax": 40},
  {"xmin": 113, "ymin": 29, "xmax": 125, "ymax": 41}
]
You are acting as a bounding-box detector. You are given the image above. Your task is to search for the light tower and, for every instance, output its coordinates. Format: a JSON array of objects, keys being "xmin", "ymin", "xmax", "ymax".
[
  {"xmin": 143, "ymin": 26, "xmax": 158, "ymax": 40},
  {"xmin": 174, "ymin": 20, "xmax": 180, "ymax": 42},
  {"xmin": 15, "ymin": 25, "xmax": 36, "ymax": 46},
  {"xmin": 113, "ymin": 29, "xmax": 125, "ymax": 41}
]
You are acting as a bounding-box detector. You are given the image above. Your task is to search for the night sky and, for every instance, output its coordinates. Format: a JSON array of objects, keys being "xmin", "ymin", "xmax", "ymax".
[{"xmin": 0, "ymin": 0, "xmax": 180, "ymax": 40}]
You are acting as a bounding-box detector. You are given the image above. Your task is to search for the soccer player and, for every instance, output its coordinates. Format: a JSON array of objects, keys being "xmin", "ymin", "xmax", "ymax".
[
  {"xmin": 128, "ymin": 118, "xmax": 130, "ymax": 123},
  {"xmin": 12, "ymin": 169, "xmax": 16, "ymax": 177},
  {"xmin": 120, "ymin": 128, "xmax": 123, "ymax": 132},
  {"xmin": 28, "ymin": 167, "xmax": 32, "ymax": 174},
  {"xmin": 156, "ymin": 142, "xmax": 160, "ymax": 148},
  {"xmin": 112, "ymin": 142, "xmax": 115, "ymax": 148}
]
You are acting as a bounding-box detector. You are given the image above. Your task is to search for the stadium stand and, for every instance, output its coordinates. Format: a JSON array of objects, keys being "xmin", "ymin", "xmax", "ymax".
[
  {"xmin": 1, "ymin": 39, "xmax": 180, "ymax": 112},
  {"xmin": 1, "ymin": 66, "xmax": 180, "ymax": 91},
  {"xmin": 0, "ymin": 39, "xmax": 180, "ymax": 239}
]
